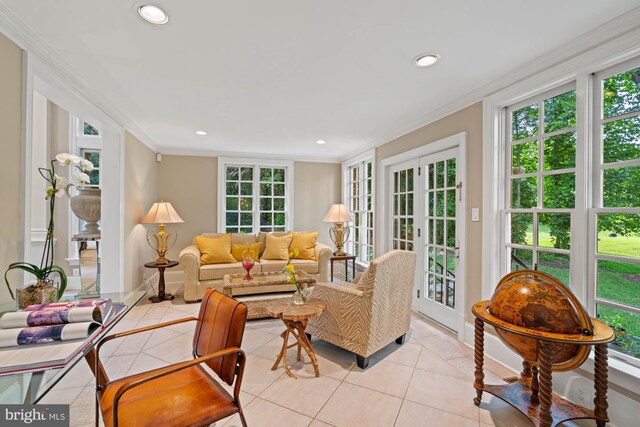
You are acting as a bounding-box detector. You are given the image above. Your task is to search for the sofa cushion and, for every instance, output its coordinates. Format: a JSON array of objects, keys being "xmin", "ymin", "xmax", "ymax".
[
  {"xmin": 259, "ymin": 259, "xmax": 319, "ymax": 275},
  {"xmin": 195, "ymin": 235, "xmax": 236, "ymax": 264},
  {"xmin": 290, "ymin": 231, "xmax": 318, "ymax": 261},
  {"xmin": 258, "ymin": 231, "xmax": 291, "ymax": 257},
  {"xmin": 231, "ymin": 242, "xmax": 262, "ymax": 261},
  {"xmin": 200, "ymin": 233, "xmax": 257, "ymax": 246},
  {"xmin": 262, "ymin": 233, "xmax": 294, "ymax": 260},
  {"xmin": 199, "ymin": 262, "xmax": 246, "ymax": 281}
]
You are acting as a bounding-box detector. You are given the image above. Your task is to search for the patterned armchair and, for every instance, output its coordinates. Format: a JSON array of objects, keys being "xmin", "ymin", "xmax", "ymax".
[{"xmin": 307, "ymin": 250, "xmax": 417, "ymax": 368}]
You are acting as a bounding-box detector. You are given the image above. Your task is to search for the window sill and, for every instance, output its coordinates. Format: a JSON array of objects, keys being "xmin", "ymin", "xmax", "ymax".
[{"xmin": 580, "ymin": 352, "xmax": 640, "ymax": 396}]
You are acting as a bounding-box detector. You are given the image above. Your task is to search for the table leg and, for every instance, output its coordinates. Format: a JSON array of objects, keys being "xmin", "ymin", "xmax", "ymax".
[
  {"xmin": 330, "ymin": 259, "xmax": 334, "ymax": 282},
  {"xmin": 473, "ymin": 317, "xmax": 485, "ymax": 406},
  {"xmin": 295, "ymin": 322, "xmax": 320, "ymax": 377},
  {"xmin": 150, "ymin": 266, "xmax": 174, "ymax": 303},
  {"xmin": 351, "ymin": 258, "xmax": 355, "ymax": 282},
  {"xmin": 538, "ymin": 341, "xmax": 554, "ymax": 427},
  {"xmin": 531, "ymin": 365, "xmax": 540, "ymax": 406},
  {"xmin": 594, "ymin": 344, "xmax": 609, "ymax": 427}
]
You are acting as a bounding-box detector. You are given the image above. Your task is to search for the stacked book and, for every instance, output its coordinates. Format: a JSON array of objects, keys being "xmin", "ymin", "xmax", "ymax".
[{"xmin": 0, "ymin": 299, "xmax": 112, "ymax": 348}]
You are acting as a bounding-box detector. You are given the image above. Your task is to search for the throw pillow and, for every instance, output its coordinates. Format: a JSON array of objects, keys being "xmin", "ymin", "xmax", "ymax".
[
  {"xmin": 289, "ymin": 231, "xmax": 318, "ymax": 260},
  {"xmin": 231, "ymin": 242, "xmax": 262, "ymax": 262},
  {"xmin": 261, "ymin": 233, "xmax": 294, "ymax": 260},
  {"xmin": 195, "ymin": 234, "xmax": 236, "ymax": 264}
]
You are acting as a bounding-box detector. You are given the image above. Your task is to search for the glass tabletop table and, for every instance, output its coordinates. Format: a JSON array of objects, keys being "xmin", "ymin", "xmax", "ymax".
[{"xmin": 0, "ymin": 289, "xmax": 148, "ymax": 404}]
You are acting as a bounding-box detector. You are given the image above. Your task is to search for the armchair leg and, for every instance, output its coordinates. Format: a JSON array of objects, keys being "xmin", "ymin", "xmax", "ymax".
[
  {"xmin": 238, "ymin": 407, "xmax": 248, "ymax": 427},
  {"xmin": 356, "ymin": 355, "xmax": 370, "ymax": 369},
  {"xmin": 396, "ymin": 333, "xmax": 407, "ymax": 345}
]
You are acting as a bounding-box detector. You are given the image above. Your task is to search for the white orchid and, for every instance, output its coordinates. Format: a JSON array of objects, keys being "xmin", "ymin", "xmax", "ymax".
[
  {"xmin": 54, "ymin": 174, "xmax": 68, "ymax": 188},
  {"xmin": 55, "ymin": 152, "xmax": 83, "ymax": 166},
  {"xmin": 71, "ymin": 170, "xmax": 91, "ymax": 186},
  {"xmin": 80, "ymin": 158, "xmax": 94, "ymax": 172}
]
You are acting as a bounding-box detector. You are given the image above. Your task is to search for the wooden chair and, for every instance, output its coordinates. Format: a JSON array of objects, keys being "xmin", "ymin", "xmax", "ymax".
[{"xmin": 94, "ymin": 289, "xmax": 248, "ymax": 427}]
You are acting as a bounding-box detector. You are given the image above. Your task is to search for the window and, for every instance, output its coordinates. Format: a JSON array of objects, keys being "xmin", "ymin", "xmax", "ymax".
[
  {"xmin": 344, "ymin": 158, "xmax": 374, "ymax": 263},
  {"xmin": 507, "ymin": 86, "xmax": 576, "ymax": 285},
  {"xmin": 80, "ymin": 149, "xmax": 100, "ymax": 187},
  {"xmin": 499, "ymin": 62, "xmax": 640, "ymax": 366},
  {"xmin": 219, "ymin": 158, "xmax": 293, "ymax": 233},
  {"xmin": 593, "ymin": 64, "xmax": 640, "ymax": 363}
]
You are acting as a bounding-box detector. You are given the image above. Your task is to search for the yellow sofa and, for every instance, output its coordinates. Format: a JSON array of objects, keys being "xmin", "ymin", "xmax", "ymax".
[{"xmin": 179, "ymin": 231, "xmax": 333, "ymax": 302}]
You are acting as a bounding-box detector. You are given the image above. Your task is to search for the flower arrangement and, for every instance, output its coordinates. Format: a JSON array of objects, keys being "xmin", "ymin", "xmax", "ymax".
[
  {"xmin": 282, "ymin": 248, "xmax": 307, "ymax": 304},
  {"xmin": 4, "ymin": 153, "xmax": 93, "ymax": 307}
]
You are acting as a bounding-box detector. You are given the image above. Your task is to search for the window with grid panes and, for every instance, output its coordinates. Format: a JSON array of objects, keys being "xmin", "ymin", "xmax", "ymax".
[
  {"xmin": 593, "ymin": 64, "xmax": 640, "ymax": 362},
  {"xmin": 507, "ymin": 86, "xmax": 576, "ymax": 285},
  {"xmin": 223, "ymin": 162, "xmax": 290, "ymax": 233},
  {"xmin": 344, "ymin": 160, "xmax": 374, "ymax": 262},
  {"xmin": 502, "ymin": 62, "xmax": 640, "ymax": 365}
]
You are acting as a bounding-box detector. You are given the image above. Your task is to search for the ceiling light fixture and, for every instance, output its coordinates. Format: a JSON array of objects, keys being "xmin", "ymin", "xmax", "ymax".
[
  {"xmin": 414, "ymin": 54, "xmax": 440, "ymax": 68},
  {"xmin": 316, "ymin": 140, "xmax": 326, "ymax": 145},
  {"xmin": 195, "ymin": 130, "xmax": 207, "ymax": 136},
  {"xmin": 137, "ymin": 5, "xmax": 169, "ymax": 25}
]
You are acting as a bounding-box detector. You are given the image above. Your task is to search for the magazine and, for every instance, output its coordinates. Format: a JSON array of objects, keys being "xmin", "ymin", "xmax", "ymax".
[{"xmin": 0, "ymin": 299, "xmax": 113, "ymax": 349}]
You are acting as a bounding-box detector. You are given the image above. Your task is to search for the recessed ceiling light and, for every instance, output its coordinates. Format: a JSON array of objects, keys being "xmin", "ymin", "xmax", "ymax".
[
  {"xmin": 316, "ymin": 140, "xmax": 326, "ymax": 145},
  {"xmin": 414, "ymin": 54, "xmax": 440, "ymax": 68},
  {"xmin": 137, "ymin": 5, "xmax": 169, "ymax": 25},
  {"xmin": 195, "ymin": 130, "xmax": 207, "ymax": 136}
]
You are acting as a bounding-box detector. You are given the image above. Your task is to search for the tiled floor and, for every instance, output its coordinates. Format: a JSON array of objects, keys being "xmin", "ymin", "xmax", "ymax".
[{"xmin": 41, "ymin": 296, "xmax": 592, "ymax": 426}]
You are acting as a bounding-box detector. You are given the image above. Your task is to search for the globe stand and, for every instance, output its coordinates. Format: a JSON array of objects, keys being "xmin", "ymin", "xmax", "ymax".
[{"xmin": 472, "ymin": 300, "xmax": 614, "ymax": 427}]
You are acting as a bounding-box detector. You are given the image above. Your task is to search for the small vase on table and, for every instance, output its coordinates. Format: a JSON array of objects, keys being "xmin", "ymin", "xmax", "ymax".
[{"xmin": 242, "ymin": 250, "xmax": 255, "ymax": 281}]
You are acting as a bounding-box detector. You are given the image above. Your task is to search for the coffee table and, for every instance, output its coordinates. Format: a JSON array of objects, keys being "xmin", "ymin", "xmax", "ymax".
[
  {"xmin": 223, "ymin": 271, "xmax": 316, "ymax": 320},
  {"xmin": 267, "ymin": 298, "xmax": 326, "ymax": 379}
]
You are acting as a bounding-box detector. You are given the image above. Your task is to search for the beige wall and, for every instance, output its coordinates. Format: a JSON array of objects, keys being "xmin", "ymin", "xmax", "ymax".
[
  {"xmin": 376, "ymin": 102, "xmax": 483, "ymax": 320},
  {"xmin": 0, "ymin": 33, "xmax": 24, "ymax": 304},
  {"xmin": 157, "ymin": 156, "xmax": 341, "ymax": 265},
  {"xmin": 294, "ymin": 161, "xmax": 342, "ymax": 246},
  {"xmin": 157, "ymin": 155, "xmax": 218, "ymax": 262},
  {"xmin": 123, "ymin": 131, "xmax": 158, "ymax": 291}
]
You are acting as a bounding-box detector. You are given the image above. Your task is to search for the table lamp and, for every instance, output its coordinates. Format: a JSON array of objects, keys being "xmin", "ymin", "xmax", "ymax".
[
  {"xmin": 142, "ymin": 201, "xmax": 184, "ymax": 264},
  {"xmin": 323, "ymin": 203, "xmax": 353, "ymax": 256}
]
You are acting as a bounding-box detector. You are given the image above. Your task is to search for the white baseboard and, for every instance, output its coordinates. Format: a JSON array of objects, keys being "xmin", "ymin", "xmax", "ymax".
[{"xmin": 462, "ymin": 322, "xmax": 640, "ymax": 427}]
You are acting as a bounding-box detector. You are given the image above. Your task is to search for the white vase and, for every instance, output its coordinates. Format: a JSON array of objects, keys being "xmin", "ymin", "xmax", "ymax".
[{"xmin": 68, "ymin": 187, "xmax": 101, "ymax": 235}]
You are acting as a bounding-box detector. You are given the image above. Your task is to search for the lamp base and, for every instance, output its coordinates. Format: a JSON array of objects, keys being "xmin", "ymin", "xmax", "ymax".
[
  {"xmin": 154, "ymin": 255, "xmax": 170, "ymax": 265},
  {"xmin": 333, "ymin": 250, "xmax": 348, "ymax": 256}
]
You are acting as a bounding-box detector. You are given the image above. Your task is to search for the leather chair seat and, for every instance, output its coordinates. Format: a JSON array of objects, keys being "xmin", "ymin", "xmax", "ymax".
[{"xmin": 100, "ymin": 365, "xmax": 238, "ymax": 427}]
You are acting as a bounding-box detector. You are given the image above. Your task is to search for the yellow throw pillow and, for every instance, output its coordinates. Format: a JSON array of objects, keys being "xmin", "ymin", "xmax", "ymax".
[
  {"xmin": 261, "ymin": 233, "xmax": 294, "ymax": 260},
  {"xmin": 231, "ymin": 242, "xmax": 262, "ymax": 262},
  {"xmin": 290, "ymin": 231, "xmax": 318, "ymax": 260},
  {"xmin": 195, "ymin": 234, "xmax": 236, "ymax": 264}
]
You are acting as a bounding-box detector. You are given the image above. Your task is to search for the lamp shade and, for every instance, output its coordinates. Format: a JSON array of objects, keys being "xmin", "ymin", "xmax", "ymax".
[
  {"xmin": 323, "ymin": 203, "xmax": 353, "ymax": 223},
  {"xmin": 142, "ymin": 201, "xmax": 184, "ymax": 224}
]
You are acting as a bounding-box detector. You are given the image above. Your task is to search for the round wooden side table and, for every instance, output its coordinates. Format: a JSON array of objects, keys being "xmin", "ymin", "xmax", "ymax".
[
  {"xmin": 144, "ymin": 260, "xmax": 179, "ymax": 303},
  {"xmin": 267, "ymin": 298, "xmax": 326, "ymax": 379}
]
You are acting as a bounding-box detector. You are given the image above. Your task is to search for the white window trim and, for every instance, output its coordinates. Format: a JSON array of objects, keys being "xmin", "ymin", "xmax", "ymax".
[
  {"xmin": 482, "ymin": 33, "xmax": 640, "ymax": 387},
  {"xmin": 342, "ymin": 148, "xmax": 376, "ymax": 264},
  {"xmin": 217, "ymin": 156, "xmax": 294, "ymax": 233}
]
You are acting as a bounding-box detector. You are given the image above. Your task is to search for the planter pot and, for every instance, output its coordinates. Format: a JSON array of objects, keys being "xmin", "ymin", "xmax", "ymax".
[
  {"xmin": 16, "ymin": 279, "xmax": 58, "ymax": 309},
  {"xmin": 68, "ymin": 187, "xmax": 101, "ymax": 235}
]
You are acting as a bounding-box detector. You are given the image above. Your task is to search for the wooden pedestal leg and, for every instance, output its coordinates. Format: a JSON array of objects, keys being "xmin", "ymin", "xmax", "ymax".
[
  {"xmin": 473, "ymin": 318, "xmax": 485, "ymax": 406},
  {"xmin": 521, "ymin": 360, "xmax": 532, "ymax": 383},
  {"xmin": 594, "ymin": 344, "xmax": 609, "ymax": 427},
  {"xmin": 531, "ymin": 365, "xmax": 540, "ymax": 406},
  {"xmin": 538, "ymin": 342, "xmax": 554, "ymax": 427}
]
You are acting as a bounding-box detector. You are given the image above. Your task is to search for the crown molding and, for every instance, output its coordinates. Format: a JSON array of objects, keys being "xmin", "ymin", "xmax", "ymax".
[
  {"xmin": 340, "ymin": 6, "xmax": 640, "ymax": 163},
  {"xmin": 158, "ymin": 147, "xmax": 342, "ymax": 164},
  {"xmin": 0, "ymin": 2, "xmax": 158, "ymax": 152}
]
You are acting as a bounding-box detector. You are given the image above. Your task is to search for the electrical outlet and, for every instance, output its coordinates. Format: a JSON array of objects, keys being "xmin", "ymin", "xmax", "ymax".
[{"xmin": 567, "ymin": 377, "xmax": 593, "ymax": 407}]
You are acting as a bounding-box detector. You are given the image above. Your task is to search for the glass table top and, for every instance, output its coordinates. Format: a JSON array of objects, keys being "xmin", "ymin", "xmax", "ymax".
[{"xmin": 0, "ymin": 289, "xmax": 148, "ymax": 403}]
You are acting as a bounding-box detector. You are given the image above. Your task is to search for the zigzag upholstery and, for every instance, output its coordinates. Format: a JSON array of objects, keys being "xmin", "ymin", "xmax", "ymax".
[{"xmin": 308, "ymin": 250, "xmax": 417, "ymax": 366}]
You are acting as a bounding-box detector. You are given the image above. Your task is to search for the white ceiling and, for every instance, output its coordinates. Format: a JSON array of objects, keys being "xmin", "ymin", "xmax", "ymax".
[{"xmin": 2, "ymin": 1, "xmax": 640, "ymax": 161}]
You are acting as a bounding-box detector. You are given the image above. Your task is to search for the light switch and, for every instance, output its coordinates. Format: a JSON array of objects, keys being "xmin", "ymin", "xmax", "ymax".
[{"xmin": 472, "ymin": 208, "xmax": 480, "ymax": 222}]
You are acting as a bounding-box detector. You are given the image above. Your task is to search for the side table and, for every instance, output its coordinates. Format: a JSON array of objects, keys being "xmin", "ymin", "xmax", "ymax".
[
  {"xmin": 144, "ymin": 260, "xmax": 179, "ymax": 303},
  {"xmin": 329, "ymin": 254, "xmax": 357, "ymax": 282},
  {"xmin": 267, "ymin": 298, "xmax": 326, "ymax": 379}
]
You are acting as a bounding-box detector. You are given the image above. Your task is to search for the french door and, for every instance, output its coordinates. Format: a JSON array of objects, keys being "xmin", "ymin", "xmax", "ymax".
[{"xmin": 387, "ymin": 147, "xmax": 465, "ymax": 332}]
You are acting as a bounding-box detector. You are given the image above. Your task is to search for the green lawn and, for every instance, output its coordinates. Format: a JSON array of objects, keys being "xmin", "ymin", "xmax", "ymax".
[{"xmin": 517, "ymin": 229, "xmax": 640, "ymax": 357}]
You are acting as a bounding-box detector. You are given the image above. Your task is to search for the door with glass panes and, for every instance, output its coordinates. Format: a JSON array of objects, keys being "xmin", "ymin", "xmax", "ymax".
[{"xmin": 388, "ymin": 149, "xmax": 464, "ymax": 331}]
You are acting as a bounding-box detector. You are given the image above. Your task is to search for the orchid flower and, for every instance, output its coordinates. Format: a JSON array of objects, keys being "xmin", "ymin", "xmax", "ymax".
[{"xmin": 55, "ymin": 153, "xmax": 82, "ymax": 166}]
